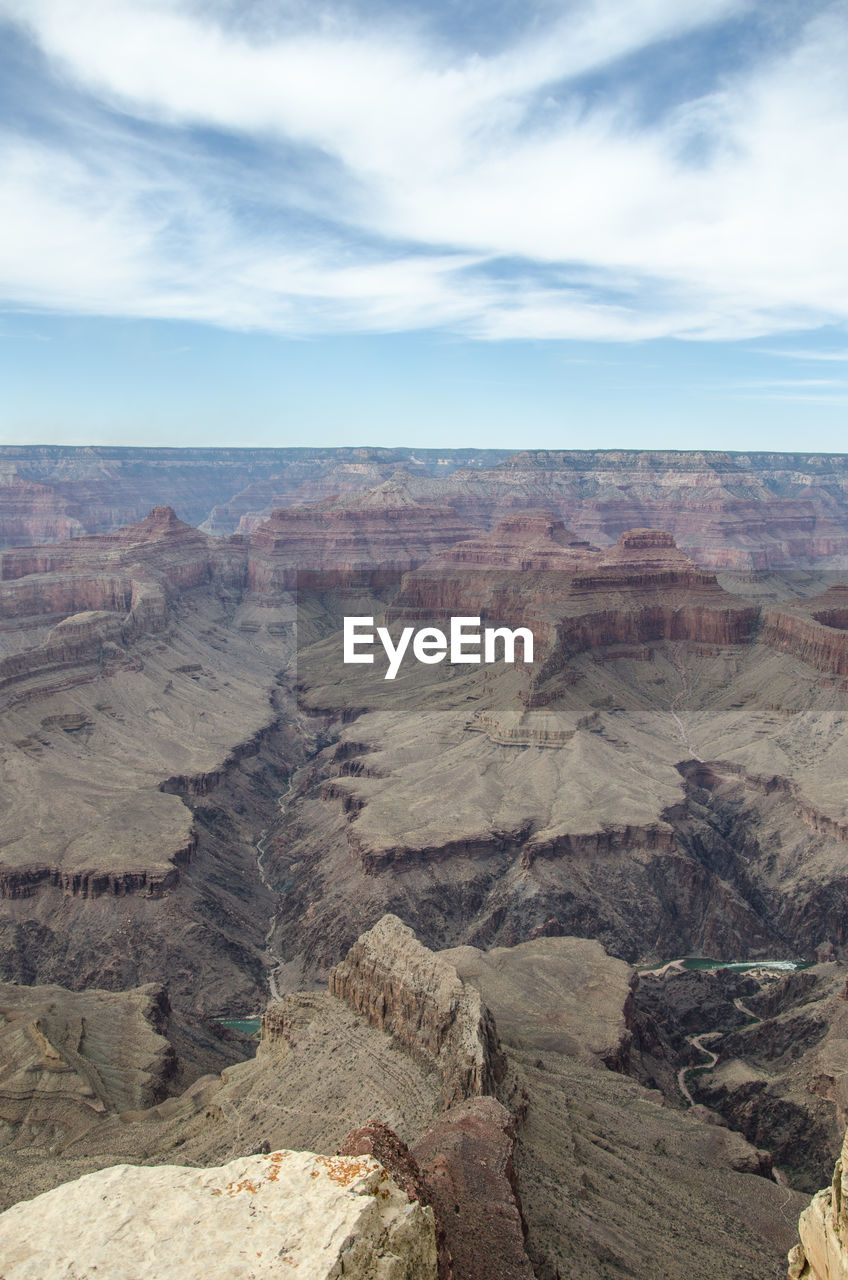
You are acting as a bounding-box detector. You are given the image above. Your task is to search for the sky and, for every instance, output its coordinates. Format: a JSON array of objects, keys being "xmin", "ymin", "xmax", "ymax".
[{"xmin": 1, "ymin": 0, "xmax": 848, "ymax": 451}]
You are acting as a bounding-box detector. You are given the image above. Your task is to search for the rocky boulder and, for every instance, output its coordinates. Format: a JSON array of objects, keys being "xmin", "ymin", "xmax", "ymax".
[{"xmin": 0, "ymin": 1149, "xmax": 438, "ymax": 1279}]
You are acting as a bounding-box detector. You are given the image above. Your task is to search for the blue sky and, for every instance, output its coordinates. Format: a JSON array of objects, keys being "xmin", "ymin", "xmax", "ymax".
[{"xmin": 1, "ymin": 0, "xmax": 848, "ymax": 450}]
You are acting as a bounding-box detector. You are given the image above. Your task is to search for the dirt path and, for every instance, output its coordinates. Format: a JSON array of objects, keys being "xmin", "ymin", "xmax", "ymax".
[
  {"xmin": 639, "ymin": 958, "xmax": 686, "ymax": 978},
  {"xmin": 674, "ymin": 985, "xmax": 763, "ymax": 1106},
  {"xmin": 733, "ymin": 995, "xmax": 761, "ymax": 1023},
  {"xmin": 677, "ymin": 1032, "xmax": 722, "ymax": 1105}
]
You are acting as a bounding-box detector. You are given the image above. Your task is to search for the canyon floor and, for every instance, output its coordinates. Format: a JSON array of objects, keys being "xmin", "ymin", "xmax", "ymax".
[{"xmin": 3, "ymin": 447, "xmax": 848, "ymax": 1277}]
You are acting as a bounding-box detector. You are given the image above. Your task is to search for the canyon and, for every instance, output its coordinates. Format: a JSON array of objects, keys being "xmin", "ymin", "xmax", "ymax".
[
  {"xmin": 3, "ymin": 447, "xmax": 848, "ymax": 1276},
  {"xmin": 7, "ymin": 446, "xmax": 848, "ymax": 569}
]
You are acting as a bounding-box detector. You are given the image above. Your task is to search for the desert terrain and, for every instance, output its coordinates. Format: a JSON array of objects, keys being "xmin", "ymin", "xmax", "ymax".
[{"xmin": 3, "ymin": 446, "xmax": 848, "ymax": 1277}]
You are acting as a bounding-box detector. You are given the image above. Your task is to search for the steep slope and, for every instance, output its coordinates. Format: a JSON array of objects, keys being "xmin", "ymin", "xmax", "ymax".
[
  {"xmin": 789, "ymin": 1125, "xmax": 848, "ymax": 1279},
  {"xmin": 0, "ymin": 919, "xmax": 804, "ymax": 1280},
  {"xmin": 0, "ymin": 509, "xmax": 304, "ymax": 1011}
]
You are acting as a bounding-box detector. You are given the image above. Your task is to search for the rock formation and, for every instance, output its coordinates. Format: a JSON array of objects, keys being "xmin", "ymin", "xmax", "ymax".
[
  {"xmin": 247, "ymin": 484, "xmax": 476, "ymax": 595},
  {"xmin": 386, "ymin": 517, "xmax": 758, "ymax": 683},
  {"xmin": 0, "ymin": 980, "xmax": 243, "ymax": 1179},
  {"xmin": 0, "ymin": 916, "xmax": 809, "ymax": 1279},
  {"xmin": 6, "ymin": 446, "xmax": 848, "ymax": 570},
  {"xmin": 0, "ymin": 1149, "xmax": 439, "ymax": 1279},
  {"xmin": 411, "ymin": 1096, "xmax": 535, "ymax": 1280},
  {"xmin": 0, "ymin": 444, "xmax": 500, "ymax": 547},
  {"xmin": 762, "ymin": 585, "xmax": 848, "ymax": 678},
  {"xmin": 442, "ymin": 936, "xmax": 635, "ymax": 1071},
  {"xmin": 329, "ymin": 914, "xmax": 505, "ymax": 1107},
  {"xmin": 0, "ymin": 505, "xmax": 305, "ymax": 1010},
  {"xmin": 5, "ymin": 450, "xmax": 848, "ymax": 1279},
  {"xmin": 789, "ymin": 1126, "xmax": 848, "ymax": 1278}
]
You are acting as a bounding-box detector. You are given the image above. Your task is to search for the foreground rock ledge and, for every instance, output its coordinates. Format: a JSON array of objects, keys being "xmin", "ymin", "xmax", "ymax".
[
  {"xmin": 789, "ymin": 1126, "xmax": 848, "ymax": 1280},
  {"xmin": 0, "ymin": 1149, "xmax": 438, "ymax": 1280}
]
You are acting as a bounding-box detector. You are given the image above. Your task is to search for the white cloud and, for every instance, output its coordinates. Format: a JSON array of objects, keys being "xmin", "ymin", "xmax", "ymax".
[
  {"xmin": 0, "ymin": 0, "xmax": 846, "ymax": 342},
  {"xmin": 754, "ymin": 347, "xmax": 848, "ymax": 361}
]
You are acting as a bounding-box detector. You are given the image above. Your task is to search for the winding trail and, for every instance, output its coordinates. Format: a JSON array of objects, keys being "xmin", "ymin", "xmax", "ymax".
[
  {"xmin": 643, "ymin": 958, "xmax": 795, "ymax": 1184},
  {"xmin": 733, "ymin": 995, "xmax": 761, "ymax": 1024},
  {"xmin": 676, "ymin": 1032, "xmax": 722, "ymax": 1106},
  {"xmin": 639, "ymin": 958, "xmax": 685, "ymax": 978}
]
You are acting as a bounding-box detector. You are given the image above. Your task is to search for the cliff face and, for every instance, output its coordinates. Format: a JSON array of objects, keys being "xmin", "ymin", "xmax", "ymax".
[
  {"xmin": 0, "ymin": 505, "xmax": 304, "ymax": 1010},
  {"xmin": 329, "ymin": 914, "xmax": 505, "ymax": 1107},
  {"xmin": 0, "ymin": 507, "xmax": 253, "ymax": 715},
  {"xmin": 0, "ymin": 981, "xmax": 175, "ymax": 1142},
  {"xmin": 0, "ymin": 1150, "xmax": 438, "ymax": 1280},
  {"xmin": 279, "ymin": 498, "xmax": 848, "ymax": 980},
  {"xmin": 257, "ymin": 921, "xmax": 535, "ymax": 1280},
  {"xmin": 474, "ymin": 450, "xmax": 848, "ymax": 568},
  {"xmin": 327, "ymin": 450, "xmax": 848, "ymax": 569},
  {"xmin": 246, "ymin": 486, "xmax": 476, "ymax": 594},
  {"xmin": 0, "ymin": 505, "xmax": 241, "ymax": 618},
  {"xmin": 0, "ymin": 978, "xmax": 242, "ymax": 1172},
  {"xmin": 410, "ymin": 1097, "xmax": 535, "ymax": 1280},
  {"xmin": 387, "ymin": 518, "xmax": 758, "ymax": 681},
  {"xmin": 762, "ymin": 586, "xmax": 848, "ymax": 678},
  {"xmin": 0, "ymin": 914, "xmax": 807, "ymax": 1280},
  {"xmin": 789, "ymin": 1126, "xmax": 848, "ymax": 1279}
]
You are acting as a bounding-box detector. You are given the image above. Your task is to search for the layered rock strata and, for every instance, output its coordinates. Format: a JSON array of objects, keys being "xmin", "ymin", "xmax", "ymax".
[
  {"xmin": 387, "ymin": 517, "xmax": 758, "ymax": 687},
  {"xmin": 0, "ymin": 982, "xmax": 177, "ymax": 1150},
  {"xmin": 7, "ymin": 445, "xmax": 848, "ymax": 569},
  {"xmin": 247, "ymin": 483, "xmax": 476, "ymax": 595},
  {"xmin": 0, "ymin": 506, "xmax": 247, "ymax": 711},
  {"xmin": 0, "ymin": 444, "xmax": 501, "ymax": 547},
  {"xmin": 0, "ymin": 1150, "xmax": 438, "ymax": 1279},
  {"xmin": 329, "ymin": 914, "xmax": 505, "ymax": 1107},
  {"xmin": 763, "ymin": 585, "xmax": 848, "ymax": 678},
  {"xmin": 0, "ymin": 920, "xmax": 809, "ymax": 1279}
]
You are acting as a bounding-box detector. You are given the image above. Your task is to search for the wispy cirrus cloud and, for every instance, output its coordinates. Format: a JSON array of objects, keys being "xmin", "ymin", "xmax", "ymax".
[
  {"xmin": 753, "ymin": 347, "xmax": 848, "ymax": 362},
  {"xmin": 0, "ymin": 0, "xmax": 846, "ymax": 343}
]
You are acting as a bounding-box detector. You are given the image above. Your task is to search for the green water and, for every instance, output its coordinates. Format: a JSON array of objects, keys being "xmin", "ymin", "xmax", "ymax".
[
  {"xmin": 681, "ymin": 958, "xmax": 813, "ymax": 973},
  {"xmin": 216, "ymin": 1017, "xmax": 261, "ymax": 1037}
]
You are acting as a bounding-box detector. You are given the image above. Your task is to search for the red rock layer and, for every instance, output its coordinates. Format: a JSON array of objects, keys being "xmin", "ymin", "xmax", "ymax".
[
  {"xmin": 388, "ymin": 517, "xmax": 758, "ymax": 679},
  {"xmin": 247, "ymin": 485, "xmax": 476, "ymax": 594},
  {"xmin": 8, "ymin": 445, "xmax": 848, "ymax": 568},
  {"xmin": 761, "ymin": 585, "xmax": 848, "ymax": 677},
  {"xmin": 0, "ymin": 445, "xmax": 505, "ymax": 546},
  {"xmin": 411, "ymin": 1097, "xmax": 535, "ymax": 1280},
  {"xmin": 0, "ymin": 507, "xmax": 248, "ymax": 709}
]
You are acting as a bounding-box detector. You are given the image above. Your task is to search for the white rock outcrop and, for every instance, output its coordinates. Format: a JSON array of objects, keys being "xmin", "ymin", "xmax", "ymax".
[
  {"xmin": 789, "ymin": 1127, "xmax": 848, "ymax": 1280},
  {"xmin": 0, "ymin": 1149, "xmax": 438, "ymax": 1279}
]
